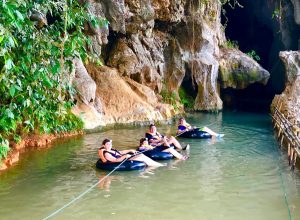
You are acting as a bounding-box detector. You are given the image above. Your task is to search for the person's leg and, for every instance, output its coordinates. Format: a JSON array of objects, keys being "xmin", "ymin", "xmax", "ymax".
[
  {"xmin": 167, "ymin": 136, "xmax": 183, "ymax": 150},
  {"xmin": 202, "ymin": 126, "xmax": 218, "ymax": 136},
  {"xmin": 162, "ymin": 148, "xmax": 188, "ymax": 160},
  {"xmin": 130, "ymin": 154, "xmax": 164, "ymax": 167}
]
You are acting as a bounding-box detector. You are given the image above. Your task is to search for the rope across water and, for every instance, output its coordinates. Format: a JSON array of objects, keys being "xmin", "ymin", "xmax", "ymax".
[{"xmin": 42, "ymin": 156, "xmax": 133, "ymax": 220}]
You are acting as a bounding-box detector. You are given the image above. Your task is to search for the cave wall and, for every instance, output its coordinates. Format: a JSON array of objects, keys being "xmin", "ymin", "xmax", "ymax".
[
  {"xmin": 72, "ymin": 0, "xmax": 271, "ymax": 129},
  {"xmin": 222, "ymin": 0, "xmax": 300, "ymax": 104}
]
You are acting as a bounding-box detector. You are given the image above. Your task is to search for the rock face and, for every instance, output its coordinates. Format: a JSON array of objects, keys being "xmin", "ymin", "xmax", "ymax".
[
  {"xmin": 291, "ymin": 0, "xmax": 300, "ymax": 25},
  {"xmin": 71, "ymin": 0, "xmax": 271, "ymax": 129},
  {"xmin": 219, "ymin": 48, "xmax": 270, "ymax": 89},
  {"xmin": 87, "ymin": 65, "xmax": 176, "ymax": 125},
  {"xmin": 271, "ymin": 51, "xmax": 300, "ymax": 124}
]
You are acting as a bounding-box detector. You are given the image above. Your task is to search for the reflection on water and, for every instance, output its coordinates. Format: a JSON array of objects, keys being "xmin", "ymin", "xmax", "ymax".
[
  {"xmin": 0, "ymin": 111, "xmax": 300, "ymax": 220},
  {"xmin": 96, "ymin": 172, "xmax": 124, "ymax": 192}
]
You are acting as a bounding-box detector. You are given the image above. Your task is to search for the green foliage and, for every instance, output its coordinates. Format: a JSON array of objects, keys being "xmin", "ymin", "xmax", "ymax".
[
  {"xmin": 220, "ymin": 0, "xmax": 243, "ymax": 28},
  {"xmin": 0, "ymin": 0, "xmax": 106, "ymax": 158},
  {"xmin": 160, "ymin": 90, "xmax": 178, "ymax": 110},
  {"xmin": 272, "ymin": 8, "xmax": 280, "ymax": 20},
  {"xmin": 220, "ymin": 0, "xmax": 243, "ymax": 8},
  {"xmin": 0, "ymin": 140, "xmax": 9, "ymax": 161},
  {"xmin": 178, "ymin": 87, "xmax": 195, "ymax": 109},
  {"xmin": 226, "ymin": 39, "xmax": 239, "ymax": 49},
  {"xmin": 246, "ymin": 50, "xmax": 260, "ymax": 61}
]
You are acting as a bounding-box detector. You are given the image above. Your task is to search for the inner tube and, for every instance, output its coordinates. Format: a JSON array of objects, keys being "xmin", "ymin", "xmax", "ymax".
[
  {"xmin": 96, "ymin": 159, "xmax": 146, "ymax": 171},
  {"xmin": 177, "ymin": 128, "xmax": 212, "ymax": 139},
  {"xmin": 139, "ymin": 149, "xmax": 174, "ymax": 160}
]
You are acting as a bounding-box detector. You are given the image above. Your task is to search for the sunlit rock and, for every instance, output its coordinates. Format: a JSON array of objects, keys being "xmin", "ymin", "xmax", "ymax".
[
  {"xmin": 85, "ymin": 65, "xmax": 177, "ymax": 126},
  {"xmin": 107, "ymin": 32, "xmax": 167, "ymax": 92}
]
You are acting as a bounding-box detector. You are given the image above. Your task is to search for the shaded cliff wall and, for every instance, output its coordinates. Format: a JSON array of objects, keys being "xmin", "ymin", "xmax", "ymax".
[{"xmin": 222, "ymin": 0, "xmax": 300, "ymax": 111}]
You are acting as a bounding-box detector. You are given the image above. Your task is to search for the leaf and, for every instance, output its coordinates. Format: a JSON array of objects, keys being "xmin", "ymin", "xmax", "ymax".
[
  {"xmin": 43, "ymin": 76, "xmax": 53, "ymax": 88},
  {"xmin": 8, "ymin": 36, "xmax": 15, "ymax": 47},
  {"xmin": 26, "ymin": 99, "xmax": 31, "ymax": 107},
  {"xmin": 9, "ymin": 86, "xmax": 15, "ymax": 97},
  {"xmin": 5, "ymin": 6, "xmax": 15, "ymax": 20},
  {"xmin": 24, "ymin": 120, "xmax": 34, "ymax": 129},
  {"xmin": 4, "ymin": 58, "xmax": 13, "ymax": 70},
  {"xmin": 51, "ymin": 62, "xmax": 60, "ymax": 75},
  {"xmin": 17, "ymin": 79, "xmax": 22, "ymax": 87},
  {"xmin": 5, "ymin": 109, "xmax": 14, "ymax": 119},
  {"xmin": 15, "ymin": 10, "xmax": 24, "ymax": 21}
]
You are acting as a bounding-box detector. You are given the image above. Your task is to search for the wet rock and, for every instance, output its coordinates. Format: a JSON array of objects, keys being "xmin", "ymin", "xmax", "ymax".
[{"xmin": 219, "ymin": 48, "xmax": 270, "ymax": 89}]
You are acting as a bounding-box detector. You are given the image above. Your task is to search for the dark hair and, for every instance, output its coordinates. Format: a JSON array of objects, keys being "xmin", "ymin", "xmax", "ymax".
[
  {"xmin": 149, "ymin": 124, "xmax": 155, "ymax": 128},
  {"xmin": 139, "ymin": 137, "xmax": 148, "ymax": 145},
  {"xmin": 102, "ymin": 139, "xmax": 111, "ymax": 145},
  {"xmin": 179, "ymin": 117, "xmax": 184, "ymax": 120}
]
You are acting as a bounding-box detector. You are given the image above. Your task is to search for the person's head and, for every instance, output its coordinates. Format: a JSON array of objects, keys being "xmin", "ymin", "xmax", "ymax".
[
  {"xmin": 139, "ymin": 137, "xmax": 148, "ymax": 146},
  {"xmin": 102, "ymin": 139, "xmax": 112, "ymax": 150},
  {"xmin": 179, "ymin": 117, "xmax": 185, "ymax": 124},
  {"xmin": 149, "ymin": 124, "xmax": 157, "ymax": 133}
]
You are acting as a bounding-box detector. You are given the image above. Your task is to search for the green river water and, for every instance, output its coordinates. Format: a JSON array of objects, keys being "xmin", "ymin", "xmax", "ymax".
[{"xmin": 0, "ymin": 111, "xmax": 300, "ymax": 220}]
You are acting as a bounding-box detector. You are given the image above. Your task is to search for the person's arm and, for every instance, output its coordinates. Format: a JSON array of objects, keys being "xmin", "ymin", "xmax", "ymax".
[
  {"xmin": 104, "ymin": 152, "xmax": 131, "ymax": 162},
  {"xmin": 148, "ymin": 138, "xmax": 163, "ymax": 146},
  {"xmin": 119, "ymin": 149, "xmax": 136, "ymax": 154},
  {"xmin": 185, "ymin": 122, "xmax": 193, "ymax": 130},
  {"xmin": 176, "ymin": 128, "xmax": 183, "ymax": 134}
]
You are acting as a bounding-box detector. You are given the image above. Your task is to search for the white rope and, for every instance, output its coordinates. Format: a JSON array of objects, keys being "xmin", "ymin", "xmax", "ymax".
[{"xmin": 42, "ymin": 157, "xmax": 133, "ymax": 220}]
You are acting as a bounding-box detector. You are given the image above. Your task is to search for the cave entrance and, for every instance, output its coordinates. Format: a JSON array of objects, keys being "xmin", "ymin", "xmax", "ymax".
[
  {"xmin": 179, "ymin": 64, "xmax": 198, "ymax": 109},
  {"xmin": 221, "ymin": 83, "xmax": 273, "ymax": 113},
  {"xmin": 221, "ymin": 0, "xmax": 286, "ymax": 112}
]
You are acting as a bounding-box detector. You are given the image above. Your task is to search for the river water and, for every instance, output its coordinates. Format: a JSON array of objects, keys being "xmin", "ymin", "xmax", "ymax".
[{"xmin": 0, "ymin": 111, "xmax": 300, "ymax": 220}]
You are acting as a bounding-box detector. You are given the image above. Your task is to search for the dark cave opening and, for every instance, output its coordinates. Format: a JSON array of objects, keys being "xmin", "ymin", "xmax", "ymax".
[
  {"xmin": 102, "ymin": 29, "xmax": 126, "ymax": 64},
  {"xmin": 220, "ymin": 0, "xmax": 288, "ymax": 112},
  {"xmin": 181, "ymin": 63, "xmax": 198, "ymax": 98},
  {"xmin": 221, "ymin": 83, "xmax": 273, "ymax": 113}
]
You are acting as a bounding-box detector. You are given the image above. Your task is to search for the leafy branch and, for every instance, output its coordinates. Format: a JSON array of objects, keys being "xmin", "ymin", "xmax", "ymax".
[{"xmin": 0, "ymin": 0, "xmax": 107, "ymax": 158}]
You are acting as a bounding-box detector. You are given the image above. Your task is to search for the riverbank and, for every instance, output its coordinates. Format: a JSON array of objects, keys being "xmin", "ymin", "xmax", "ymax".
[
  {"xmin": 0, "ymin": 131, "xmax": 84, "ymax": 171},
  {"xmin": 0, "ymin": 116, "xmax": 179, "ymax": 172}
]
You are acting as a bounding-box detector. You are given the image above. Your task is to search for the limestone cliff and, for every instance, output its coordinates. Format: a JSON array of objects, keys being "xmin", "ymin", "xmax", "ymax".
[
  {"xmin": 268, "ymin": 0, "xmax": 300, "ymax": 125},
  {"xmin": 72, "ymin": 0, "xmax": 270, "ymax": 129},
  {"xmin": 271, "ymin": 51, "xmax": 300, "ymax": 124}
]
